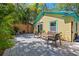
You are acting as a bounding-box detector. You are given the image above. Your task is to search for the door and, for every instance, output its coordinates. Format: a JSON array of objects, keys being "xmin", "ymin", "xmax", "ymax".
[
  {"xmin": 71, "ymin": 21, "xmax": 74, "ymax": 42},
  {"xmin": 38, "ymin": 24, "xmax": 43, "ymax": 33}
]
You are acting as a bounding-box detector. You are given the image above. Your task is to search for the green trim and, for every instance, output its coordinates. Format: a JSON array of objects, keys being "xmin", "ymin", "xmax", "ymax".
[
  {"xmin": 33, "ymin": 11, "xmax": 79, "ymax": 25},
  {"xmin": 74, "ymin": 21, "xmax": 77, "ymax": 33},
  {"xmin": 33, "ymin": 12, "xmax": 44, "ymax": 26},
  {"xmin": 74, "ymin": 17, "xmax": 78, "ymax": 33}
]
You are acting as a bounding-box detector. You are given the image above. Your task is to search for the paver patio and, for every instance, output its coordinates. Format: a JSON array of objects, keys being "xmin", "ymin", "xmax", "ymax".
[{"xmin": 3, "ymin": 34, "xmax": 79, "ymax": 56}]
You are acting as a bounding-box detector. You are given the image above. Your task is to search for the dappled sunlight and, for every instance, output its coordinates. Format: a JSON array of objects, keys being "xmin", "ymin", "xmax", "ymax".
[
  {"xmin": 0, "ymin": 3, "xmax": 79, "ymax": 56},
  {"xmin": 3, "ymin": 34, "xmax": 79, "ymax": 56}
]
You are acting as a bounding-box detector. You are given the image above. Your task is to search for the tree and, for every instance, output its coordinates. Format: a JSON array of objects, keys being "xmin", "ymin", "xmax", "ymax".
[
  {"xmin": 14, "ymin": 3, "xmax": 43, "ymax": 24},
  {"xmin": 0, "ymin": 4, "xmax": 15, "ymax": 55},
  {"xmin": 55, "ymin": 3, "xmax": 79, "ymax": 16},
  {"xmin": 14, "ymin": 4, "xmax": 33, "ymax": 24},
  {"xmin": 64, "ymin": 3, "xmax": 79, "ymax": 16},
  {"xmin": 28, "ymin": 3, "xmax": 44, "ymax": 23}
]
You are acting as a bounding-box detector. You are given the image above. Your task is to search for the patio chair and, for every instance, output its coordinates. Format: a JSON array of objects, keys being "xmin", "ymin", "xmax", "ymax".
[
  {"xmin": 47, "ymin": 32, "xmax": 56, "ymax": 44},
  {"xmin": 47, "ymin": 31, "xmax": 62, "ymax": 47}
]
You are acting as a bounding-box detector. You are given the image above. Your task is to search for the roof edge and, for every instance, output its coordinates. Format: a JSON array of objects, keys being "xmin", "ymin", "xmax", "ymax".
[{"xmin": 33, "ymin": 11, "xmax": 79, "ymax": 25}]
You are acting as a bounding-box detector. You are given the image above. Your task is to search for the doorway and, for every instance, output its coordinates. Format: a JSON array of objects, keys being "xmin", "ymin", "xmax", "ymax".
[
  {"xmin": 71, "ymin": 21, "xmax": 73, "ymax": 42},
  {"xmin": 38, "ymin": 24, "xmax": 43, "ymax": 33}
]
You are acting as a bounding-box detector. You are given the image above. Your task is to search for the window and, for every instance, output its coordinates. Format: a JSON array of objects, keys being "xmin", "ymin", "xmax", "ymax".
[{"xmin": 50, "ymin": 21, "xmax": 56, "ymax": 32}]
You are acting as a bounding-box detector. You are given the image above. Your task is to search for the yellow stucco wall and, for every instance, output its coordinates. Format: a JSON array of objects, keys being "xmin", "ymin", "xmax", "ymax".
[{"xmin": 36, "ymin": 15, "xmax": 72, "ymax": 41}]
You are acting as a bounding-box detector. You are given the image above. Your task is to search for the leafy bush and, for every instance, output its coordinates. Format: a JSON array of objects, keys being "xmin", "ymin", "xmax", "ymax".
[
  {"xmin": 0, "ymin": 39, "xmax": 14, "ymax": 49},
  {"xmin": 42, "ymin": 30, "xmax": 46, "ymax": 33},
  {"xmin": 0, "ymin": 4, "xmax": 15, "ymax": 55}
]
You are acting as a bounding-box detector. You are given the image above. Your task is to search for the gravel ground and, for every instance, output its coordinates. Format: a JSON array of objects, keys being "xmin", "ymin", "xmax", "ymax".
[{"xmin": 3, "ymin": 34, "xmax": 79, "ymax": 56}]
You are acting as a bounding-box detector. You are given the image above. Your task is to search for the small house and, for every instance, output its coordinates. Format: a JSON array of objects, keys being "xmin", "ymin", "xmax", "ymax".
[{"xmin": 34, "ymin": 11, "xmax": 79, "ymax": 41}]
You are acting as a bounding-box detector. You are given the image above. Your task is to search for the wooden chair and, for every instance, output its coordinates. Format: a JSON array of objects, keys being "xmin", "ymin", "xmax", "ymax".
[{"xmin": 47, "ymin": 31, "xmax": 62, "ymax": 47}]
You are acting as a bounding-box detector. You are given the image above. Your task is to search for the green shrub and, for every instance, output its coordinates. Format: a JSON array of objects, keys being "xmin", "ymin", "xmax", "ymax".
[
  {"xmin": 42, "ymin": 30, "xmax": 46, "ymax": 33},
  {"xmin": 0, "ymin": 4, "xmax": 15, "ymax": 55},
  {"xmin": 0, "ymin": 34, "xmax": 15, "ymax": 56}
]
